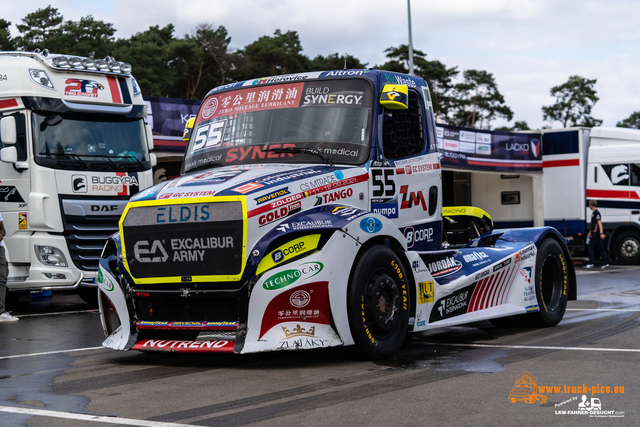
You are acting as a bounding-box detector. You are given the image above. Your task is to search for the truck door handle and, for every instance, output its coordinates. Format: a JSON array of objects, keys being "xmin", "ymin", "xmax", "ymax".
[{"xmin": 632, "ymin": 211, "xmax": 640, "ymax": 214}]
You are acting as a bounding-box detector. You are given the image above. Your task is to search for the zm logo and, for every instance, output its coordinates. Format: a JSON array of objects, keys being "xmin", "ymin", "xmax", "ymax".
[
  {"xmin": 400, "ymin": 185, "xmax": 427, "ymax": 211},
  {"xmin": 134, "ymin": 240, "xmax": 169, "ymax": 263}
]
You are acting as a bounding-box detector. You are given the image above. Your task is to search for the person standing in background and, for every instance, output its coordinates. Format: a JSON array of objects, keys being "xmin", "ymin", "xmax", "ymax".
[
  {"xmin": 0, "ymin": 212, "xmax": 19, "ymax": 321},
  {"xmin": 585, "ymin": 200, "xmax": 609, "ymax": 269}
]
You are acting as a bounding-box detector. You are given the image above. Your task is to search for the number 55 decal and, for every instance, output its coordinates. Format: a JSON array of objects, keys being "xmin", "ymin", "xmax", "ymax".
[
  {"xmin": 191, "ymin": 120, "xmax": 227, "ymax": 153},
  {"xmin": 370, "ymin": 169, "xmax": 397, "ymax": 199}
]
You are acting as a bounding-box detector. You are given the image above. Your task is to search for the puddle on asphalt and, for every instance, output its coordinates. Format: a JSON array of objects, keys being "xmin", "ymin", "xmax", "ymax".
[{"xmin": 376, "ymin": 347, "xmax": 507, "ymax": 373}]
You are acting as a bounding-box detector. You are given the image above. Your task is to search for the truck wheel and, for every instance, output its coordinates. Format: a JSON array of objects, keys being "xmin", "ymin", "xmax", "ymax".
[
  {"xmin": 532, "ymin": 238, "xmax": 568, "ymax": 326},
  {"xmin": 347, "ymin": 246, "xmax": 409, "ymax": 359},
  {"xmin": 615, "ymin": 231, "xmax": 640, "ymax": 265}
]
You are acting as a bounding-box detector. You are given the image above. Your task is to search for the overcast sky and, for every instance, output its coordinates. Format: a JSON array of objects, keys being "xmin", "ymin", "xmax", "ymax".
[{"xmin": 4, "ymin": 0, "xmax": 640, "ymax": 130}]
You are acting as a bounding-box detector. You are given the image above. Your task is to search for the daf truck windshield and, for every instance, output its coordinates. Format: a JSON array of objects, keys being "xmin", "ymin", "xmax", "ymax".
[
  {"xmin": 32, "ymin": 112, "xmax": 150, "ymax": 171},
  {"xmin": 182, "ymin": 79, "xmax": 373, "ymax": 174}
]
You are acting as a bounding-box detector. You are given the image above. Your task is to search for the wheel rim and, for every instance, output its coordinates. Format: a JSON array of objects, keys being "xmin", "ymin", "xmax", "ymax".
[
  {"xmin": 620, "ymin": 237, "xmax": 640, "ymax": 259},
  {"xmin": 540, "ymin": 254, "xmax": 562, "ymax": 311},
  {"xmin": 364, "ymin": 270, "xmax": 401, "ymax": 337}
]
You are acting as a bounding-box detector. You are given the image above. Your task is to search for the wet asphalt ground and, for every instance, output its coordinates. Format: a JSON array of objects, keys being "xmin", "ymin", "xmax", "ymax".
[{"xmin": 0, "ymin": 264, "xmax": 638, "ymax": 426}]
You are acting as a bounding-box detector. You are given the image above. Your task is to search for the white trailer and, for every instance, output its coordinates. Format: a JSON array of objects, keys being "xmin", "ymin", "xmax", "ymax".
[
  {"xmin": 0, "ymin": 50, "xmax": 155, "ymax": 305},
  {"xmin": 466, "ymin": 126, "xmax": 640, "ymax": 264}
]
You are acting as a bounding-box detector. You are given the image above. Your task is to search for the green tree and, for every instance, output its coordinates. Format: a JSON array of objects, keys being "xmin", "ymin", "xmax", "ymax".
[
  {"xmin": 14, "ymin": 6, "xmax": 64, "ymax": 51},
  {"xmin": 240, "ymin": 29, "xmax": 309, "ymax": 78},
  {"xmin": 310, "ymin": 53, "xmax": 366, "ymax": 71},
  {"xmin": 56, "ymin": 15, "xmax": 115, "ymax": 58},
  {"xmin": 616, "ymin": 111, "xmax": 640, "ymax": 129},
  {"xmin": 0, "ymin": 19, "xmax": 15, "ymax": 51},
  {"xmin": 542, "ymin": 75, "xmax": 602, "ymax": 127},
  {"xmin": 495, "ymin": 120, "xmax": 531, "ymax": 132},
  {"xmin": 378, "ymin": 45, "xmax": 459, "ymax": 122},
  {"xmin": 449, "ymin": 69, "xmax": 513, "ymax": 129},
  {"xmin": 197, "ymin": 24, "xmax": 234, "ymax": 87},
  {"xmin": 165, "ymin": 24, "xmax": 238, "ymax": 99},
  {"xmin": 112, "ymin": 25, "xmax": 175, "ymax": 97}
]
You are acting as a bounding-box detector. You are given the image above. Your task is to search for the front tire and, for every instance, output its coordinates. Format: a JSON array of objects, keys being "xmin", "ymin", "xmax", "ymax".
[
  {"xmin": 615, "ymin": 231, "xmax": 640, "ymax": 265},
  {"xmin": 347, "ymin": 246, "xmax": 409, "ymax": 359},
  {"xmin": 532, "ymin": 238, "xmax": 569, "ymax": 326}
]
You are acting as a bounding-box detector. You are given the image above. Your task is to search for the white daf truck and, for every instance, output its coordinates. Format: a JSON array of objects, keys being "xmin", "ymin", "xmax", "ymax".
[{"xmin": 0, "ymin": 50, "xmax": 155, "ymax": 305}]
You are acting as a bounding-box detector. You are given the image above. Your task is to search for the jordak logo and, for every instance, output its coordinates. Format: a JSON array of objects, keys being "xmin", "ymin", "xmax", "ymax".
[
  {"xmin": 400, "ymin": 185, "xmax": 427, "ymax": 211},
  {"xmin": 426, "ymin": 256, "xmax": 462, "ymax": 277}
]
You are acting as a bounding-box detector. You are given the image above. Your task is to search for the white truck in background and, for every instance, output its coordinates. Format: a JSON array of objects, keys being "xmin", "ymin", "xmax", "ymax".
[
  {"xmin": 539, "ymin": 127, "xmax": 640, "ymax": 263},
  {"xmin": 0, "ymin": 50, "xmax": 155, "ymax": 305}
]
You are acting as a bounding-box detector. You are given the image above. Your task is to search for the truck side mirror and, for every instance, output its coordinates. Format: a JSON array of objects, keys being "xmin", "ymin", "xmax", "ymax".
[
  {"xmin": 1, "ymin": 146, "xmax": 18, "ymax": 163},
  {"xmin": 380, "ymin": 84, "xmax": 409, "ymax": 110},
  {"xmin": 183, "ymin": 117, "xmax": 195, "ymax": 142},
  {"xmin": 0, "ymin": 116, "xmax": 17, "ymax": 145},
  {"xmin": 145, "ymin": 124, "xmax": 154, "ymax": 151}
]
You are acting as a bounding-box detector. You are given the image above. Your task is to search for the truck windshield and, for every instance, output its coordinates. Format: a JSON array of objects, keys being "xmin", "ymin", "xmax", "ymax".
[
  {"xmin": 32, "ymin": 112, "xmax": 150, "ymax": 171},
  {"xmin": 182, "ymin": 79, "xmax": 373, "ymax": 174}
]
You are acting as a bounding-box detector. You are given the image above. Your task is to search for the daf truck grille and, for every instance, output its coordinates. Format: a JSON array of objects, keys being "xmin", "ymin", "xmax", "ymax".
[
  {"xmin": 121, "ymin": 201, "xmax": 245, "ymax": 281},
  {"xmin": 61, "ymin": 198, "xmax": 126, "ymax": 271}
]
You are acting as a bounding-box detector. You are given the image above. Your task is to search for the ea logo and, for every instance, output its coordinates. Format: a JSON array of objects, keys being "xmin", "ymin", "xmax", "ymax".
[{"xmin": 272, "ymin": 250, "xmax": 284, "ymax": 263}]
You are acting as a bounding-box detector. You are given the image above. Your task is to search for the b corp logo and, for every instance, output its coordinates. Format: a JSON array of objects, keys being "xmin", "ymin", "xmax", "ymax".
[{"xmin": 404, "ymin": 226, "xmax": 434, "ymax": 248}]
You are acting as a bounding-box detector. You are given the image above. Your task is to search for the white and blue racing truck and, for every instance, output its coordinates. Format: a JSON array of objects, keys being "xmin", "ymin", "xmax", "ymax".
[{"xmin": 97, "ymin": 70, "xmax": 577, "ymax": 358}]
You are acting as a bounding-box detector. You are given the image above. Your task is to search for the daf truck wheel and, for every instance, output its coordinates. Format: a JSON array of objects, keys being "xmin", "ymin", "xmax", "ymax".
[
  {"xmin": 347, "ymin": 246, "xmax": 409, "ymax": 359},
  {"xmin": 615, "ymin": 231, "xmax": 640, "ymax": 265}
]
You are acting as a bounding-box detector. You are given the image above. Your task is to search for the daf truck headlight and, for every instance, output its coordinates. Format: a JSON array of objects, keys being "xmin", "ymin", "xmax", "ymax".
[
  {"xmin": 35, "ymin": 245, "xmax": 68, "ymax": 267},
  {"xmin": 28, "ymin": 69, "xmax": 55, "ymax": 90}
]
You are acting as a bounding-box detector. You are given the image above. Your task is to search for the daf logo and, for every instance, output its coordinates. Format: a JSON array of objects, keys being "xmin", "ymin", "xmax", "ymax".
[
  {"xmin": 91, "ymin": 205, "xmax": 119, "ymax": 212},
  {"xmin": 72, "ymin": 175, "xmax": 87, "ymax": 193},
  {"xmin": 134, "ymin": 240, "xmax": 169, "ymax": 263}
]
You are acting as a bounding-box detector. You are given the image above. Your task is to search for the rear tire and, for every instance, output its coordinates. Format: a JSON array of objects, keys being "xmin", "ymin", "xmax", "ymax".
[
  {"xmin": 347, "ymin": 246, "xmax": 409, "ymax": 359},
  {"xmin": 615, "ymin": 231, "xmax": 640, "ymax": 265},
  {"xmin": 531, "ymin": 238, "xmax": 569, "ymax": 326}
]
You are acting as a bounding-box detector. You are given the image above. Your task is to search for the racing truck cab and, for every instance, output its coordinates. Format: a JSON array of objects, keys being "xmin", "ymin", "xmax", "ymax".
[
  {"xmin": 0, "ymin": 50, "xmax": 155, "ymax": 304},
  {"xmin": 98, "ymin": 70, "xmax": 576, "ymax": 358}
]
